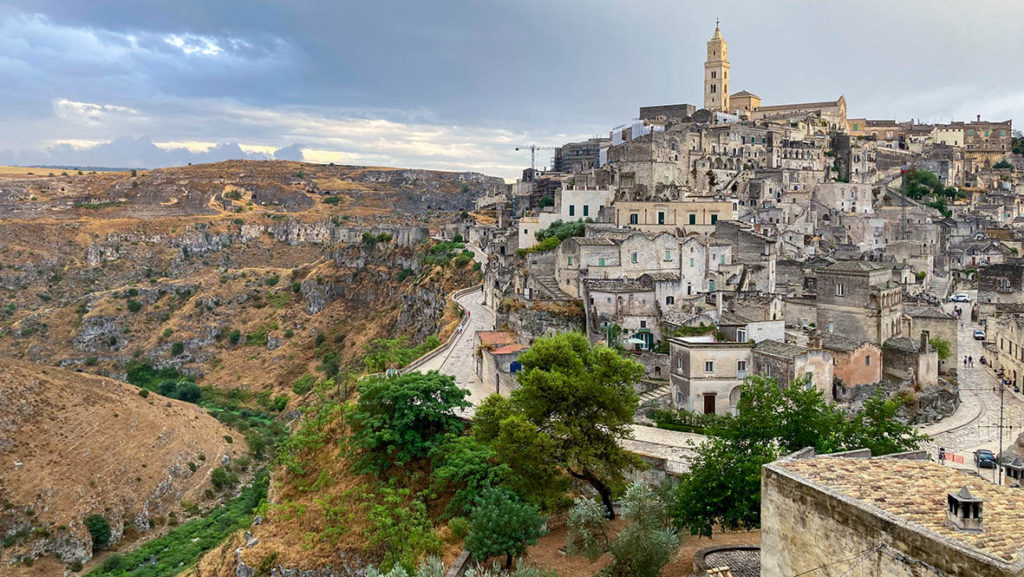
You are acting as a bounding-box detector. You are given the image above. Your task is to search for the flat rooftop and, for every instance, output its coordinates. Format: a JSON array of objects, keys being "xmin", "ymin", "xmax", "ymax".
[{"xmin": 778, "ymin": 456, "xmax": 1024, "ymax": 562}]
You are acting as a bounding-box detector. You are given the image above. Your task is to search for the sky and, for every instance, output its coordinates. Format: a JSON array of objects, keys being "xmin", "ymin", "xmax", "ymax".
[{"xmin": 0, "ymin": 1, "xmax": 1022, "ymax": 178}]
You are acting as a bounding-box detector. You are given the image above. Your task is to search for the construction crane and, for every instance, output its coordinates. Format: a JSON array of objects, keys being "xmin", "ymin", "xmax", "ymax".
[{"xmin": 514, "ymin": 145, "xmax": 556, "ymax": 172}]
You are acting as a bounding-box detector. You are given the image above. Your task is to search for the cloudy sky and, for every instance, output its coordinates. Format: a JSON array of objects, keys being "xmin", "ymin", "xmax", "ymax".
[{"xmin": 0, "ymin": 1, "xmax": 1022, "ymax": 178}]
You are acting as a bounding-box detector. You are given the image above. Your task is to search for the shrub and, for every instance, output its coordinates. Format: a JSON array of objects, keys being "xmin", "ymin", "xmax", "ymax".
[
  {"xmin": 291, "ymin": 281, "xmax": 301, "ymax": 293},
  {"xmin": 453, "ymin": 254, "xmax": 473, "ymax": 267},
  {"xmin": 265, "ymin": 275, "xmax": 279, "ymax": 287},
  {"xmin": 85, "ymin": 514, "xmax": 112, "ymax": 550},
  {"xmin": 85, "ymin": 357, "xmax": 98, "ymax": 366},
  {"xmin": 397, "ymin": 268, "xmax": 415, "ymax": 282},
  {"xmin": 139, "ymin": 389, "xmax": 149, "ymax": 398},
  {"xmin": 170, "ymin": 341, "xmax": 185, "ymax": 356},
  {"xmin": 210, "ymin": 467, "xmax": 239, "ymax": 491},
  {"xmin": 100, "ymin": 554, "xmax": 123, "ymax": 572},
  {"xmin": 449, "ymin": 517, "xmax": 470, "ymax": 541},
  {"xmin": 228, "ymin": 329, "xmax": 241, "ymax": 345},
  {"xmin": 162, "ymin": 328, "xmax": 174, "ymax": 338},
  {"xmin": 272, "ymin": 395, "xmax": 288, "ymax": 412},
  {"xmin": 292, "ymin": 374, "xmax": 317, "ymax": 396}
]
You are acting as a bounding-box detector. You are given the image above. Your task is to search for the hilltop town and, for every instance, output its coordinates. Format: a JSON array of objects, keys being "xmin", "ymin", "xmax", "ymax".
[{"xmin": 2, "ymin": 19, "xmax": 1024, "ymax": 577}]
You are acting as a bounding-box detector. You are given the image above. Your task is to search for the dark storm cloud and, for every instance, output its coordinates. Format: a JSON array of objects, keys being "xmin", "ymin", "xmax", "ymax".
[{"xmin": 0, "ymin": 1, "xmax": 1022, "ymax": 177}]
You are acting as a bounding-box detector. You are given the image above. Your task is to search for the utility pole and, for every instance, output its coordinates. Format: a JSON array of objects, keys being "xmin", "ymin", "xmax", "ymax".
[
  {"xmin": 900, "ymin": 167, "xmax": 908, "ymax": 241},
  {"xmin": 977, "ymin": 383, "xmax": 1014, "ymax": 485}
]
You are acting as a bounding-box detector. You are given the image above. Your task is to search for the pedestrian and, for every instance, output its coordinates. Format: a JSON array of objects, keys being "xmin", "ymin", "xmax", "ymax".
[
  {"xmin": 964, "ymin": 356, "xmax": 969, "ymax": 368},
  {"xmin": 968, "ymin": 355, "xmax": 973, "ymax": 367}
]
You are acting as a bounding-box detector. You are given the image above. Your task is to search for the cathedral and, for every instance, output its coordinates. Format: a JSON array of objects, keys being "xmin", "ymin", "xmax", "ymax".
[{"xmin": 699, "ymin": 22, "xmax": 846, "ymax": 130}]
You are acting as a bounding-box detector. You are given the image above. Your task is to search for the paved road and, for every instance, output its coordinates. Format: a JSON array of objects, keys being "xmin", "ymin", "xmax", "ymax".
[
  {"xmin": 919, "ymin": 290, "xmax": 1024, "ymax": 483},
  {"xmin": 413, "ymin": 247, "xmax": 495, "ymax": 413}
]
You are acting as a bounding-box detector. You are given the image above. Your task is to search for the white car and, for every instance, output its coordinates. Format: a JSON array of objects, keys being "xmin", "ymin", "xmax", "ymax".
[{"xmin": 949, "ymin": 293, "xmax": 970, "ymax": 302}]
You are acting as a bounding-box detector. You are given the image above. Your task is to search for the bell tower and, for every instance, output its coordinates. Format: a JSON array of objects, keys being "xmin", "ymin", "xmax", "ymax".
[{"xmin": 704, "ymin": 20, "xmax": 730, "ymax": 112}]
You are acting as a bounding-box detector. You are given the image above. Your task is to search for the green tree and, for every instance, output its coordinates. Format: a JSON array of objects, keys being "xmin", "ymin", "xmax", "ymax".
[
  {"xmin": 842, "ymin": 390, "xmax": 927, "ymax": 456},
  {"xmin": 85, "ymin": 514, "xmax": 112, "ymax": 551},
  {"xmin": 465, "ymin": 488, "xmax": 545, "ymax": 569},
  {"xmin": 602, "ymin": 482, "xmax": 679, "ymax": 577},
  {"xmin": 348, "ymin": 372, "xmax": 471, "ymax": 472},
  {"xmin": 929, "ymin": 337, "xmax": 952, "ymax": 361},
  {"xmin": 672, "ymin": 376, "xmax": 926, "ymax": 537},
  {"xmin": 365, "ymin": 487, "xmax": 439, "ymax": 572},
  {"xmin": 475, "ymin": 332, "xmax": 644, "ymax": 518},
  {"xmin": 429, "ymin": 435, "xmax": 511, "ymax": 517}
]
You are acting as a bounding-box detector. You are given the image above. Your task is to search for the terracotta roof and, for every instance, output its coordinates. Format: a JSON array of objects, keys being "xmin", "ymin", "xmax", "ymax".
[
  {"xmin": 730, "ymin": 90, "xmax": 760, "ymax": 98},
  {"xmin": 490, "ymin": 344, "xmax": 528, "ymax": 355},
  {"xmin": 778, "ymin": 457, "xmax": 1024, "ymax": 562},
  {"xmin": 477, "ymin": 331, "xmax": 516, "ymax": 347}
]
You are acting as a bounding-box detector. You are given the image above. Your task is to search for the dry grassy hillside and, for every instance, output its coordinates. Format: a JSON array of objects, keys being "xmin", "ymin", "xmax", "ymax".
[{"xmin": 0, "ymin": 358, "xmax": 244, "ymax": 570}]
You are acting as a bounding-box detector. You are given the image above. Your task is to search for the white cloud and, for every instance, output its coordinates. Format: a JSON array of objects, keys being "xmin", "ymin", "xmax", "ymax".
[
  {"xmin": 53, "ymin": 98, "xmax": 144, "ymax": 125},
  {"xmin": 164, "ymin": 34, "xmax": 224, "ymax": 56}
]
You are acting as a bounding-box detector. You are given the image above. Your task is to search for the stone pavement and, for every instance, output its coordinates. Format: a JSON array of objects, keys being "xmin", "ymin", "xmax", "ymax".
[
  {"xmin": 918, "ymin": 290, "xmax": 1024, "ymax": 482},
  {"xmin": 413, "ymin": 287, "xmax": 496, "ymax": 414}
]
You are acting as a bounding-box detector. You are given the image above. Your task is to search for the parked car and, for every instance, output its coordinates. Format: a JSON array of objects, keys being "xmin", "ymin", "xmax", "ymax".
[
  {"xmin": 949, "ymin": 293, "xmax": 971, "ymax": 302},
  {"xmin": 974, "ymin": 449, "xmax": 997, "ymax": 469},
  {"xmin": 974, "ymin": 330, "xmax": 986, "ymax": 340}
]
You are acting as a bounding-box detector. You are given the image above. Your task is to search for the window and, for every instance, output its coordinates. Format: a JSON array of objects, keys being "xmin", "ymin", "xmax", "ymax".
[
  {"xmin": 640, "ymin": 321, "xmax": 647, "ymax": 329},
  {"xmin": 629, "ymin": 213, "xmax": 639, "ymax": 225},
  {"xmin": 711, "ymin": 84, "xmax": 716, "ymax": 93},
  {"xmin": 865, "ymin": 356, "xmax": 871, "ymax": 366},
  {"xmin": 666, "ymin": 296, "xmax": 674, "ymax": 305},
  {"xmin": 705, "ymin": 361, "xmax": 714, "ymax": 373},
  {"xmin": 658, "ymin": 211, "xmax": 665, "ymax": 225},
  {"xmin": 737, "ymin": 329, "xmax": 747, "ymax": 342},
  {"xmin": 687, "ymin": 284, "xmax": 693, "ymax": 295},
  {"xmin": 690, "ymin": 257, "xmax": 695, "ymax": 267},
  {"xmin": 598, "ymin": 258, "xmax": 605, "ymax": 266},
  {"xmin": 689, "ymin": 213, "xmax": 697, "ymax": 225},
  {"xmin": 523, "ymin": 229, "xmax": 528, "ymax": 235},
  {"xmin": 665, "ymin": 250, "xmax": 671, "ymax": 261},
  {"xmin": 737, "ymin": 360, "xmax": 746, "ymax": 373},
  {"xmin": 631, "ymin": 252, "xmax": 638, "ymax": 263},
  {"xmin": 827, "ymin": 321, "xmax": 834, "ymax": 334},
  {"xmin": 1001, "ymin": 130, "xmax": 1007, "ymax": 136},
  {"xmin": 853, "ymin": 123, "xmax": 859, "ymax": 131},
  {"xmin": 711, "ymin": 214, "xmax": 718, "ymax": 224},
  {"xmin": 583, "ymin": 205, "xmax": 589, "ymax": 217},
  {"xmin": 568, "ymin": 257, "xmax": 573, "ymax": 266},
  {"xmin": 721, "ymin": 254, "xmax": 726, "ymax": 264},
  {"xmin": 569, "ymin": 205, "xmax": 575, "ymax": 217},
  {"xmin": 835, "ymin": 283, "xmax": 844, "ymax": 297},
  {"xmin": 708, "ymin": 280, "xmax": 716, "ymax": 292}
]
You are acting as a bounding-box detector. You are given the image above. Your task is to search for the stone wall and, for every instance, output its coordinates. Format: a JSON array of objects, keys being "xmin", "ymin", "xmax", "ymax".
[{"xmin": 762, "ymin": 459, "xmax": 1024, "ymax": 577}]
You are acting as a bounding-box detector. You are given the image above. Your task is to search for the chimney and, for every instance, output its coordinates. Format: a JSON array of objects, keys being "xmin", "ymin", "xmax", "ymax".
[
  {"xmin": 947, "ymin": 486, "xmax": 983, "ymax": 532},
  {"xmin": 1006, "ymin": 457, "xmax": 1024, "ymax": 487},
  {"xmin": 920, "ymin": 330, "xmax": 930, "ymax": 353},
  {"xmin": 810, "ymin": 331, "xmax": 823, "ymax": 350}
]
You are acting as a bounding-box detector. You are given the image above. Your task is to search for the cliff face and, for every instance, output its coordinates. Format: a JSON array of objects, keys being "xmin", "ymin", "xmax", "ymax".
[
  {"xmin": 0, "ymin": 160, "xmax": 490, "ymax": 573},
  {"xmin": 0, "ymin": 359, "xmax": 243, "ymax": 567}
]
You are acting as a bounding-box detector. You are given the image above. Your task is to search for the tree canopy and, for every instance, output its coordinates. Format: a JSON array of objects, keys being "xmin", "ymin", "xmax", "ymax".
[
  {"xmin": 474, "ymin": 332, "xmax": 644, "ymax": 518},
  {"xmin": 465, "ymin": 487, "xmax": 546, "ymax": 569},
  {"xmin": 672, "ymin": 376, "xmax": 926, "ymax": 537},
  {"xmin": 348, "ymin": 371, "xmax": 471, "ymax": 472}
]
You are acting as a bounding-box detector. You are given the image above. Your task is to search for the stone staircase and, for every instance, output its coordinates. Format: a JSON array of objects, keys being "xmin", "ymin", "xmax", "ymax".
[
  {"xmin": 532, "ymin": 275, "xmax": 572, "ymax": 300},
  {"xmin": 638, "ymin": 384, "xmax": 671, "ymax": 406},
  {"xmin": 929, "ymin": 275, "xmax": 952, "ymax": 301}
]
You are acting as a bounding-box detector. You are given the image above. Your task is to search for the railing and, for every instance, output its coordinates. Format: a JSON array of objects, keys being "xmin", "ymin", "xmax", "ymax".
[{"xmin": 401, "ymin": 284, "xmax": 482, "ymax": 374}]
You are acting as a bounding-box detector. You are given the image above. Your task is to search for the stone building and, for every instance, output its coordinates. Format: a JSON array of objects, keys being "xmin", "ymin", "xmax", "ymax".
[
  {"xmin": 990, "ymin": 314, "xmax": 1024, "ymax": 389},
  {"xmin": 668, "ymin": 335, "xmax": 753, "ymax": 414},
  {"xmin": 751, "ymin": 96, "xmax": 848, "ymax": 131},
  {"xmin": 751, "ymin": 339, "xmax": 835, "ymax": 400},
  {"xmin": 822, "ymin": 334, "xmax": 883, "ymax": 397},
  {"xmin": 905, "ymin": 305, "xmax": 958, "ymax": 374},
  {"xmin": 553, "ymin": 137, "xmax": 610, "ymax": 174},
  {"xmin": 762, "ymin": 450, "xmax": 1024, "ymax": 577},
  {"xmin": 474, "ymin": 331, "xmax": 527, "ymax": 396},
  {"xmin": 978, "ymin": 261, "xmax": 1024, "ymax": 319},
  {"xmin": 612, "ymin": 198, "xmax": 738, "ymax": 235},
  {"xmin": 882, "ymin": 332, "xmax": 939, "ymax": 388},
  {"xmin": 816, "ymin": 260, "xmax": 907, "ymax": 344},
  {"xmin": 962, "ymin": 117, "xmax": 1013, "ymax": 173},
  {"xmin": 814, "ymin": 182, "xmax": 875, "ymax": 215},
  {"xmin": 703, "ymin": 21, "xmax": 730, "ymax": 112},
  {"xmin": 582, "ymin": 278, "xmax": 660, "ymax": 349}
]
